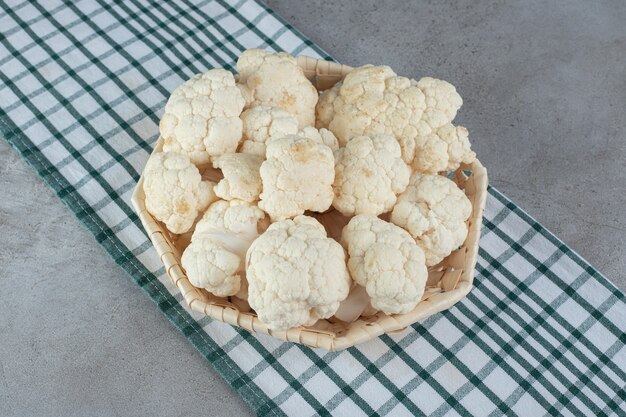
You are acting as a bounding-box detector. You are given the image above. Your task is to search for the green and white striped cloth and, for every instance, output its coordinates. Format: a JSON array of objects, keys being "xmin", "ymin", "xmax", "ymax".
[{"xmin": 1, "ymin": 1, "xmax": 624, "ymax": 415}]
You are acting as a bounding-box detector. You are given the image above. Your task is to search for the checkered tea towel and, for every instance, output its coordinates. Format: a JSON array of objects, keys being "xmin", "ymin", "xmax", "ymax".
[{"xmin": 1, "ymin": 1, "xmax": 624, "ymax": 416}]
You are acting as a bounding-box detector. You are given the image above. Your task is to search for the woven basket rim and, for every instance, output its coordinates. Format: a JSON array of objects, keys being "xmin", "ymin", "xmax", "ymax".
[{"xmin": 131, "ymin": 56, "xmax": 489, "ymax": 351}]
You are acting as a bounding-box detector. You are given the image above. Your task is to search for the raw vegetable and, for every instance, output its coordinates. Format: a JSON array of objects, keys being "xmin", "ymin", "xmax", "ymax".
[
  {"xmin": 300, "ymin": 126, "xmax": 340, "ymax": 151},
  {"xmin": 258, "ymin": 134, "xmax": 334, "ymax": 221},
  {"xmin": 341, "ymin": 215, "xmax": 428, "ymax": 314},
  {"xmin": 391, "ymin": 173, "xmax": 472, "ymax": 266},
  {"xmin": 143, "ymin": 49, "xmax": 480, "ymax": 332},
  {"xmin": 332, "ymin": 134, "xmax": 410, "ymax": 216},
  {"xmin": 316, "ymin": 65, "xmax": 462, "ymax": 164},
  {"xmin": 237, "ymin": 49, "xmax": 318, "ymax": 128},
  {"xmin": 160, "ymin": 69, "xmax": 245, "ymax": 165},
  {"xmin": 412, "ymin": 123, "xmax": 475, "ymax": 174},
  {"xmin": 212, "ymin": 153, "xmax": 263, "ymax": 202},
  {"xmin": 246, "ymin": 215, "xmax": 350, "ymax": 331},
  {"xmin": 239, "ymin": 105, "xmax": 299, "ymax": 156},
  {"xmin": 143, "ymin": 152, "xmax": 217, "ymax": 234},
  {"xmin": 181, "ymin": 200, "xmax": 268, "ymax": 298}
]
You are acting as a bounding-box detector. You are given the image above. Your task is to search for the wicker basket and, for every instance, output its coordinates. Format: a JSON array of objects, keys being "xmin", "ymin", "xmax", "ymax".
[{"xmin": 131, "ymin": 56, "xmax": 488, "ymax": 351}]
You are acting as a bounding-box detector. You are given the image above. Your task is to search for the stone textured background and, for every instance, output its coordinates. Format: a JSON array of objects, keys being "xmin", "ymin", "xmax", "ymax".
[{"xmin": 1, "ymin": 1, "xmax": 624, "ymax": 415}]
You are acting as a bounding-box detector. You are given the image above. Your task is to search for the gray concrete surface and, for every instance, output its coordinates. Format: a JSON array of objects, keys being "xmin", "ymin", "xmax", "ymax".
[
  {"xmin": 0, "ymin": 140, "xmax": 252, "ymax": 416},
  {"xmin": 1, "ymin": 1, "xmax": 625, "ymax": 416}
]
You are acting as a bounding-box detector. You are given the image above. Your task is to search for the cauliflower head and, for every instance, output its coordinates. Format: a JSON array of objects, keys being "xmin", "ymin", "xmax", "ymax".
[
  {"xmin": 160, "ymin": 69, "xmax": 245, "ymax": 165},
  {"xmin": 299, "ymin": 126, "xmax": 340, "ymax": 151},
  {"xmin": 143, "ymin": 152, "xmax": 217, "ymax": 234},
  {"xmin": 391, "ymin": 173, "xmax": 472, "ymax": 266},
  {"xmin": 237, "ymin": 49, "xmax": 318, "ymax": 128},
  {"xmin": 412, "ymin": 123, "xmax": 476, "ymax": 173},
  {"xmin": 333, "ymin": 134, "xmax": 410, "ymax": 216},
  {"xmin": 417, "ymin": 77, "xmax": 463, "ymax": 130},
  {"xmin": 181, "ymin": 200, "xmax": 268, "ymax": 298},
  {"xmin": 316, "ymin": 65, "xmax": 462, "ymax": 163},
  {"xmin": 213, "ymin": 153, "xmax": 263, "ymax": 202},
  {"xmin": 239, "ymin": 105, "xmax": 299, "ymax": 156},
  {"xmin": 341, "ymin": 215, "xmax": 428, "ymax": 315},
  {"xmin": 259, "ymin": 135, "xmax": 335, "ymax": 221},
  {"xmin": 434, "ymin": 124, "xmax": 476, "ymax": 171},
  {"xmin": 246, "ymin": 215, "xmax": 350, "ymax": 330}
]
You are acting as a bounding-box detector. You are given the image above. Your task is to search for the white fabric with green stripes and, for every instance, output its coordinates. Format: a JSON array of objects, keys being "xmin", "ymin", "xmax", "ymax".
[{"xmin": 1, "ymin": 1, "xmax": 624, "ymax": 416}]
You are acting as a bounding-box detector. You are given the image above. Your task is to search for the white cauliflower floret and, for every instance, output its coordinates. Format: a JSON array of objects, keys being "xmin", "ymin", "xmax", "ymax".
[
  {"xmin": 412, "ymin": 123, "xmax": 476, "ymax": 173},
  {"xmin": 417, "ymin": 77, "xmax": 463, "ymax": 130},
  {"xmin": 181, "ymin": 200, "xmax": 268, "ymax": 298},
  {"xmin": 411, "ymin": 133, "xmax": 448, "ymax": 174},
  {"xmin": 239, "ymin": 105, "xmax": 299, "ymax": 156},
  {"xmin": 239, "ymin": 106, "xmax": 337, "ymax": 156},
  {"xmin": 259, "ymin": 135, "xmax": 334, "ymax": 221},
  {"xmin": 299, "ymin": 126, "xmax": 340, "ymax": 151},
  {"xmin": 341, "ymin": 215, "xmax": 428, "ymax": 315},
  {"xmin": 143, "ymin": 152, "xmax": 217, "ymax": 234},
  {"xmin": 315, "ymin": 65, "xmax": 462, "ymax": 163},
  {"xmin": 391, "ymin": 173, "xmax": 472, "ymax": 266},
  {"xmin": 433, "ymin": 124, "xmax": 476, "ymax": 171},
  {"xmin": 246, "ymin": 215, "xmax": 350, "ymax": 330},
  {"xmin": 237, "ymin": 49, "xmax": 318, "ymax": 128},
  {"xmin": 212, "ymin": 153, "xmax": 263, "ymax": 202},
  {"xmin": 315, "ymin": 81, "xmax": 340, "ymax": 128},
  {"xmin": 333, "ymin": 135, "xmax": 410, "ymax": 216},
  {"xmin": 160, "ymin": 69, "xmax": 245, "ymax": 165}
]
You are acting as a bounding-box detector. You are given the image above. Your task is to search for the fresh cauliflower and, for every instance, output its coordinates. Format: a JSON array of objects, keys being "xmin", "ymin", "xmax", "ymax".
[
  {"xmin": 333, "ymin": 284, "xmax": 378, "ymax": 323},
  {"xmin": 212, "ymin": 153, "xmax": 263, "ymax": 202},
  {"xmin": 435, "ymin": 124, "xmax": 476, "ymax": 170},
  {"xmin": 246, "ymin": 215, "xmax": 350, "ymax": 330},
  {"xmin": 181, "ymin": 200, "xmax": 268, "ymax": 298},
  {"xmin": 237, "ymin": 49, "xmax": 318, "ymax": 128},
  {"xmin": 160, "ymin": 69, "xmax": 245, "ymax": 165},
  {"xmin": 332, "ymin": 134, "xmax": 410, "ymax": 216},
  {"xmin": 391, "ymin": 173, "xmax": 472, "ymax": 266},
  {"xmin": 239, "ymin": 106, "xmax": 337, "ymax": 156},
  {"xmin": 412, "ymin": 123, "xmax": 476, "ymax": 173},
  {"xmin": 316, "ymin": 65, "xmax": 462, "ymax": 163},
  {"xmin": 259, "ymin": 135, "xmax": 334, "ymax": 220},
  {"xmin": 299, "ymin": 126, "xmax": 340, "ymax": 151},
  {"xmin": 416, "ymin": 77, "xmax": 463, "ymax": 131},
  {"xmin": 341, "ymin": 215, "xmax": 428, "ymax": 315},
  {"xmin": 143, "ymin": 152, "xmax": 217, "ymax": 234},
  {"xmin": 239, "ymin": 105, "xmax": 299, "ymax": 156}
]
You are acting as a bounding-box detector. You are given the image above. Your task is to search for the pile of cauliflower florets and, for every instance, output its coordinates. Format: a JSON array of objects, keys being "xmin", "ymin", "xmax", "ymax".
[{"xmin": 143, "ymin": 49, "xmax": 476, "ymax": 331}]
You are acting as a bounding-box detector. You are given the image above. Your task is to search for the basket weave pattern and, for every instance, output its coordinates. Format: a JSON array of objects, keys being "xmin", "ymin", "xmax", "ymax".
[{"xmin": 131, "ymin": 57, "xmax": 488, "ymax": 351}]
